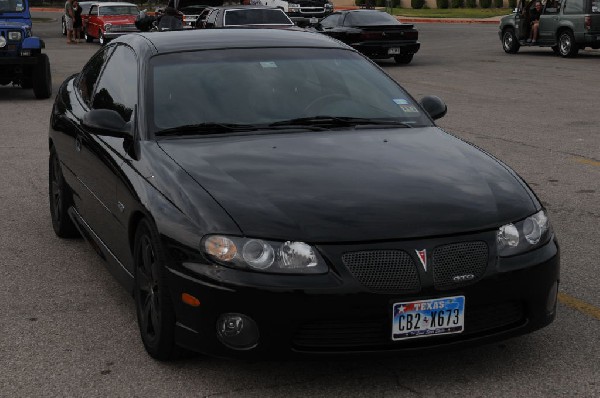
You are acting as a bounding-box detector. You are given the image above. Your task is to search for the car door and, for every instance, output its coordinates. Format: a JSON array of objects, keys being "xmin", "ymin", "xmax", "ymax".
[
  {"xmin": 513, "ymin": 0, "xmax": 529, "ymax": 40},
  {"xmin": 77, "ymin": 44, "xmax": 139, "ymax": 266},
  {"xmin": 87, "ymin": 4, "xmax": 99, "ymax": 37},
  {"xmin": 539, "ymin": 1, "xmax": 561, "ymax": 43}
]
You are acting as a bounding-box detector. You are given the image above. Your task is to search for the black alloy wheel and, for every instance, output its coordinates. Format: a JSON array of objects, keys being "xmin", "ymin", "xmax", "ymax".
[
  {"xmin": 32, "ymin": 54, "xmax": 52, "ymax": 99},
  {"xmin": 502, "ymin": 28, "xmax": 520, "ymax": 54},
  {"xmin": 558, "ymin": 30, "xmax": 578, "ymax": 57},
  {"xmin": 49, "ymin": 147, "xmax": 79, "ymax": 238},
  {"xmin": 133, "ymin": 219, "xmax": 178, "ymax": 361},
  {"xmin": 394, "ymin": 54, "xmax": 414, "ymax": 65}
]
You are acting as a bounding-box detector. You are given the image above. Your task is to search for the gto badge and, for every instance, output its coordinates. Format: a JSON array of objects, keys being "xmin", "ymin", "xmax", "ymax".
[
  {"xmin": 453, "ymin": 274, "xmax": 475, "ymax": 282},
  {"xmin": 415, "ymin": 249, "xmax": 427, "ymax": 272}
]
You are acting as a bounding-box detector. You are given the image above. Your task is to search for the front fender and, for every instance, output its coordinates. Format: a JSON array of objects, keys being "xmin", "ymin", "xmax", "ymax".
[{"xmin": 22, "ymin": 37, "xmax": 45, "ymax": 50}]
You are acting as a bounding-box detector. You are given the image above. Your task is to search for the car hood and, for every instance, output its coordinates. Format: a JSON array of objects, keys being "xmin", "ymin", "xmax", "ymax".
[
  {"xmin": 0, "ymin": 20, "xmax": 30, "ymax": 29},
  {"xmin": 157, "ymin": 128, "xmax": 537, "ymax": 242}
]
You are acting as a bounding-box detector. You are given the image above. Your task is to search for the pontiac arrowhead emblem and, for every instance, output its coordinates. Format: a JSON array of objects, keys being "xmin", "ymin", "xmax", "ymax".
[{"xmin": 416, "ymin": 249, "xmax": 427, "ymax": 272}]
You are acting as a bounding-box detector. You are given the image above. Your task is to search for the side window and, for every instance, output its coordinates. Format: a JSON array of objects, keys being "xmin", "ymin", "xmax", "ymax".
[
  {"xmin": 563, "ymin": 0, "xmax": 584, "ymax": 13},
  {"xmin": 206, "ymin": 9, "xmax": 219, "ymax": 26},
  {"xmin": 89, "ymin": 4, "xmax": 97, "ymax": 15},
  {"xmin": 91, "ymin": 45, "xmax": 138, "ymax": 122},
  {"xmin": 320, "ymin": 13, "xmax": 340, "ymax": 28},
  {"xmin": 77, "ymin": 47, "xmax": 111, "ymax": 105}
]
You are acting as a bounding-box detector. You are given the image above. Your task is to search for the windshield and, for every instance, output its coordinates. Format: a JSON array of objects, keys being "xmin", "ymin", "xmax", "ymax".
[
  {"xmin": 224, "ymin": 9, "xmax": 294, "ymax": 26},
  {"xmin": 148, "ymin": 48, "xmax": 432, "ymax": 135},
  {"xmin": 99, "ymin": 5, "xmax": 138, "ymax": 15},
  {"xmin": 0, "ymin": 0, "xmax": 25, "ymax": 12}
]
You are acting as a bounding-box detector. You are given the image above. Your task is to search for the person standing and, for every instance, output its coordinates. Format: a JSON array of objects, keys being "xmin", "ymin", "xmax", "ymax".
[
  {"xmin": 64, "ymin": 0, "xmax": 75, "ymax": 44},
  {"xmin": 72, "ymin": 0, "xmax": 83, "ymax": 44}
]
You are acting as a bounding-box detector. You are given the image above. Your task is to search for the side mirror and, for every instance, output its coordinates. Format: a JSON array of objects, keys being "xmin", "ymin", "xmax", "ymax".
[
  {"xmin": 419, "ymin": 95, "xmax": 447, "ymax": 120},
  {"xmin": 83, "ymin": 109, "xmax": 132, "ymax": 138}
]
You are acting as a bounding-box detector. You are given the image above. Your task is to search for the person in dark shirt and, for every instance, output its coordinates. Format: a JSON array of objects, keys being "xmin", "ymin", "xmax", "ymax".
[
  {"xmin": 528, "ymin": 1, "xmax": 542, "ymax": 44},
  {"xmin": 72, "ymin": 0, "xmax": 82, "ymax": 43}
]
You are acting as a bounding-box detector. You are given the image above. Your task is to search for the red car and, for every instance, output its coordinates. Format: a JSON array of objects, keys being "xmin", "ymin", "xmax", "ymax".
[{"xmin": 84, "ymin": 2, "xmax": 140, "ymax": 45}]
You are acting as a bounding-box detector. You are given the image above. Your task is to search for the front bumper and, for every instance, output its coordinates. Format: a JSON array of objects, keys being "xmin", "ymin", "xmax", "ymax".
[
  {"xmin": 352, "ymin": 41, "xmax": 421, "ymax": 59},
  {"xmin": 166, "ymin": 236, "xmax": 559, "ymax": 359}
]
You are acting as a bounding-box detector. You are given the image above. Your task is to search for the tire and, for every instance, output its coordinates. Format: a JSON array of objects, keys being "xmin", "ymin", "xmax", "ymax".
[
  {"xmin": 49, "ymin": 147, "xmax": 79, "ymax": 238},
  {"xmin": 85, "ymin": 29, "xmax": 93, "ymax": 43},
  {"xmin": 558, "ymin": 30, "xmax": 578, "ymax": 57},
  {"xmin": 32, "ymin": 54, "xmax": 52, "ymax": 100},
  {"xmin": 62, "ymin": 17, "xmax": 66, "ymax": 35},
  {"xmin": 394, "ymin": 54, "xmax": 414, "ymax": 65},
  {"xmin": 99, "ymin": 30, "xmax": 108, "ymax": 46},
  {"xmin": 133, "ymin": 218, "xmax": 178, "ymax": 361},
  {"xmin": 502, "ymin": 28, "xmax": 520, "ymax": 54}
]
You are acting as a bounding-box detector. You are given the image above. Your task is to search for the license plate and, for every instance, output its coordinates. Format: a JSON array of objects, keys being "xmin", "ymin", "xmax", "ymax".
[
  {"xmin": 388, "ymin": 48, "xmax": 401, "ymax": 55},
  {"xmin": 392, "ymin": 296, "xmax": 465, "ymax": 341},
  {"xmin": 309, "ymin": 17, "xmax": 318, "ymax": 24}
]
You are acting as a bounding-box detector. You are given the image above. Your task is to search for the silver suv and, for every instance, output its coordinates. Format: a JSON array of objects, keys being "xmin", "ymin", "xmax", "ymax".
[{"xmin": 499, "ymin": 0, "xmax": 600, "ymax": 57}]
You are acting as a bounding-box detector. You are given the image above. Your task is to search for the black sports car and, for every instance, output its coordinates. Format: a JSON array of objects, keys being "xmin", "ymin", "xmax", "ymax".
[
  {"xmin": 49, "ymin": 29, "xmax": 559, "ymax": 360},
  {"xmin": 314, "ymin": 9, "xmax": 420, "ymax": 64}
]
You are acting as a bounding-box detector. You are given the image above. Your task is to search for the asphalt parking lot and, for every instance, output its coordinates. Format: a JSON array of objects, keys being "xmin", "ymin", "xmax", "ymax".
[{"xmin": 0, "ymin": 12, "xmax": 599, "ymax": 397}]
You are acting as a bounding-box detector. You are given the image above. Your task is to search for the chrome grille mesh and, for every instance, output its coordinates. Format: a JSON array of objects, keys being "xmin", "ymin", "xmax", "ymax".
[
  {"xmin": 432, "ymin": 241, "xmax": 488, "ymax": 289},
  {"xmin": 342, "ymin": 250, "xmax": 420, "ymax": 293}
]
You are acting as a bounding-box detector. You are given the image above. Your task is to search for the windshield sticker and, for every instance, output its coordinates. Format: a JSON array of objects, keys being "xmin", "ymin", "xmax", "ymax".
[
  {"xmin": 400, "ymin": 105, "xmax": 420, "ymax": 113},
  {"xmin": 260, "ymin": 62, "xmax": 278, "ymax": 68},
  {"xmin": 393, "ymin": 99, "xmax": 409, "ymax": 105}
]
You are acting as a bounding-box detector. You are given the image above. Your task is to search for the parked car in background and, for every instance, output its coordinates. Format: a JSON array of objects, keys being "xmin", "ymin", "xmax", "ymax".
[
  {"xmin": 257, "ymin": 0, "xmax": 333, "ymax": 25},
  {"xmin": 167, "ymin": 0, "xmax": 225, "ymax": 28},
  {"xmin": 84, "ymin": 2, "xmax": 139, "ymax": 44},
  {"xmin": 49, "ymin": 29, "xmax": 559, "ymax": 360},
  {"xmin": 313, "ymin": 9, "xmax": 420, "ymax": 64},
  {"xmin": 62, "ymin": 1, "xmax": 96, "ymax": 35},
  {"xmin": 499, "ymin": 0, "xmax": 600, "ymax": 57},
  {"xmin": 196, "ymin": 5, "xmax": 295, "ymax": 29},
  {"xmin": 0, "ymin": 0, "xmax": 52, "ymax": 98}
]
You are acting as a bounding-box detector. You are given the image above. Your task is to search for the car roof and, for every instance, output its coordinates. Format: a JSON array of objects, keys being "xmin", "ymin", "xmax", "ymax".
[
  {"xmin": 133, "ymin": 28, "xmax": 349, "ymax": 54},
  {"xmin": 97, "ymin": 2, "xmax": 137, "ymax": 6},
  {"xmin": 209, "ymin": 5, "xmax": 287, "ymax": 10}
]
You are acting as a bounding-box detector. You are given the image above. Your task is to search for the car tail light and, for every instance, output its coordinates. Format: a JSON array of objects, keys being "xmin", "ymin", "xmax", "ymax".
[
  {"xmin": 585, "ymin": 15, "xmax": 591, "ymax": 31},
  {"xmin": 361, "ymin": 31, "xmax": 383, "ymax": 40}
]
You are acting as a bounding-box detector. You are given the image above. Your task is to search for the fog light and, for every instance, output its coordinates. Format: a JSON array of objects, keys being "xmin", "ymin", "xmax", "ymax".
[
  {"xmin": 20, "ymin": 49, "xmax": 31, "ymax": 57},
  {"xmin": 216, "ymin": 313, "xmax": 259, "ymax": 350},
  {"xmin": 546, "ymin": 281, "xmax": 558, "ymax": 314}
]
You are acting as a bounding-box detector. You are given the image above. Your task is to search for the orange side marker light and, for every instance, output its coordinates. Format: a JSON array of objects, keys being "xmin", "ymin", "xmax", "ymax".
[{"xmin": 181, "ymin": 293, "xmax": 201, "ymax": 307}]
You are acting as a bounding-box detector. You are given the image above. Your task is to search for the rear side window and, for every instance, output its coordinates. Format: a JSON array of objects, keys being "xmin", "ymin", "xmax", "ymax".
[{"xmin": 563, "ymin": 0, "xmax": 584, "ymax": 14}]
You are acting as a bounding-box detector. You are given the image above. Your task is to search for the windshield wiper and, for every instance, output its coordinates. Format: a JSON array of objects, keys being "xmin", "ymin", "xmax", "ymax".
[
  {"xmin": 154, "ymin": 122, "xmax": 261, "ymax": 136},
  {"xmin": 268, "ymin": 116, "xmax": 414, "ymax": 129}
]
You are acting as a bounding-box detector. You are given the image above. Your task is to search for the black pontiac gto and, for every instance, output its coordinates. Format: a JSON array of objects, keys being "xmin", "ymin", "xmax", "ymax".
[{"xmin": 48, "ymin": 29, "xmax": 559, "ymax": 360}]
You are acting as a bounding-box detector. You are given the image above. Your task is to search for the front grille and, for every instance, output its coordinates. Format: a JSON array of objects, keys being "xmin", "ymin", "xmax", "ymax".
[
  {"xmin": 115, "ymin": 24, "xmax": 138, "ymax": 32},
  {"xmin": 342, "ymin": 250, "xmax": 420, "ymax": 293},
  {"xmin": 292, "ymin": 301, "xmax": 525, "ymax": 350},
  {"xmin": 432, "ymin": 241, "xmax": 488, "ymax": 290}
]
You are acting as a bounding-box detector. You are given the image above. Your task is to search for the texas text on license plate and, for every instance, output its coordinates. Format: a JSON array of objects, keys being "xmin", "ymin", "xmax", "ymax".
[
  {"xmin": 388, "ymin": 48, "xmax": 401, "ymax": 55},
  {"xmin": 392, "ymin": 296, "xmax": 465, "ymax": 341}
]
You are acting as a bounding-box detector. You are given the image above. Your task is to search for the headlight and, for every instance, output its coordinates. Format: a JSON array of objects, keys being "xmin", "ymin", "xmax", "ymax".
[
  {"xmin": 8, "ymin": 31, "xmax": 22, "ymax": 41},
  {"xmin": 203, "ymin": 235, "xmax": 327, "ymax": 274},
  {"xmin": 497, "ymin": 210, "xmax": 552, "ymax": 256},
  {"xmin": 104, "ymin": 23, "xmax": 113, "ymax": 31}
]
